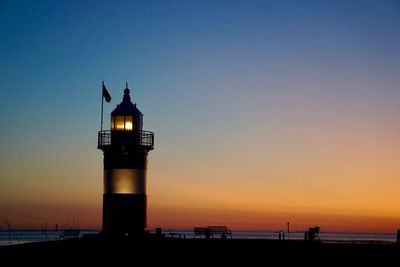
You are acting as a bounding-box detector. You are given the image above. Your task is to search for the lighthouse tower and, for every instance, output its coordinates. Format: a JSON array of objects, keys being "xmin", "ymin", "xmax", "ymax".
[{"xmin": 97, "ymin": 85, "xmax": 154, "ymax": 236}]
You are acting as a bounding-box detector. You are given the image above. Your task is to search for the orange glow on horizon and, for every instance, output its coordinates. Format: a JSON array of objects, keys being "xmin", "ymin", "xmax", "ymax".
[{"xmin": 3, "ymin": 198, "xmax": 399, "ymax": 234}]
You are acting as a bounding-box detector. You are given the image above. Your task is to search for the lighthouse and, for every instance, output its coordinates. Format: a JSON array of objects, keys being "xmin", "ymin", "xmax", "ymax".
[{"xmin": 97, "ymin": 85, "xmax": 154, "ymax": 236}]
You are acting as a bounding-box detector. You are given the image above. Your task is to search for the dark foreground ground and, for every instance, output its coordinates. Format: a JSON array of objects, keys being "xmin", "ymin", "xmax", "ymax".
[{"xmin": 1, "ymin": 235, "xmax": 399, "ymax": 265}]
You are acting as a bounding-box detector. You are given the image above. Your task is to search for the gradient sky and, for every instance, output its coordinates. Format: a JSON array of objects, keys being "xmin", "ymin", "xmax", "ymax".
[{"xmin": 0, "ymin": 0, "xmax": 399, "ymax": 233}]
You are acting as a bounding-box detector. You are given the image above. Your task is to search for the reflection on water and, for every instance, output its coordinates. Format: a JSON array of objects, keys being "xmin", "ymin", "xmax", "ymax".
[
  {"xmin": 0, "ymin": 230, "xmax": 396, "ymax": 246},
  {"xmin": 231, "ymin": 231, "xmax": 397, "ymax": 243},
  {"xmin": 156, "ymin": 230, "xmax": 396, "ymax": 243},
  {"xmin": 0, "ymin": 230, "xmax": 99, "ymax": 246}
]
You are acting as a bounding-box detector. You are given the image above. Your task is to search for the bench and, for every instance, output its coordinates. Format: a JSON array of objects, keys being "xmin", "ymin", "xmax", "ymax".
[
  {"xmin": 60, "ymin": 229, "xmax": 80, "ymax": 239},
  {"xmin": 193, "ymin": 226, "xmax": 232, "ymax": 239},
  {"xmin": 207, "ymin": 226, "xmax": 232, "ymax": 238}
]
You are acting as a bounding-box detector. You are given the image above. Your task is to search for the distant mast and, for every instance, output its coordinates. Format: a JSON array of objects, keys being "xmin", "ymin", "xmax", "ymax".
[{"xmin": 97, "ymin": 84, "xmax": 154, "ymax": 236}]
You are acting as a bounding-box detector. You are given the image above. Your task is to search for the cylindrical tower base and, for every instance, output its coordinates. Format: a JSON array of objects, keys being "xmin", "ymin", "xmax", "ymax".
[{"xmin": 102, "ymin": 194, "xmax": 147, "ymax": 235}]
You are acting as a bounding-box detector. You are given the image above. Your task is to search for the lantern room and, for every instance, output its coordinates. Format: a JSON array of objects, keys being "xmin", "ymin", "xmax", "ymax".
[{"xmin": 110, "ymin": 87, "xmax": 143, "ymax": 132}]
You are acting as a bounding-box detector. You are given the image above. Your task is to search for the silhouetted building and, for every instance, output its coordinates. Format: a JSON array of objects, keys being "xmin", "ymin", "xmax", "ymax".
[{"xmin": 98, "ymin": 85, "xmax": 154, "ymax": 236}]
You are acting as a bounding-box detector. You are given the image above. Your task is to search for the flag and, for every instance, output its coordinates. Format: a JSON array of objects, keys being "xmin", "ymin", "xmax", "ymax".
[{"xmin": 102, "ymin": 83, "xmax": 111, "ymax": 102}]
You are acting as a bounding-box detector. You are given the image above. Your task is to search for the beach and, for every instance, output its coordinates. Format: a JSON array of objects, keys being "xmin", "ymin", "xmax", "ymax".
[{"xmin": 1, "ymin": 235, "xmax": 399, "ymax": 265}]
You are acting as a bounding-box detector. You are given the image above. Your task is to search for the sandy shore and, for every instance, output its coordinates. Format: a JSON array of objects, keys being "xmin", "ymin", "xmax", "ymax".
[{"xmin": 1, "ymin": 235, "xmax": 399, "ymax": 265}]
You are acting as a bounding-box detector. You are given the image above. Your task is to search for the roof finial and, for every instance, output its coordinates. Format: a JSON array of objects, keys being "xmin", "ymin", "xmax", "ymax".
[{"xmin": 123, "ymin": 82, "xmax": 131, "ymax": 101}]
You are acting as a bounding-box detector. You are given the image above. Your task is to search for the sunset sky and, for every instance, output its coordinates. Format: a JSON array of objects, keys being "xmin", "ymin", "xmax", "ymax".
[{"xmin": 0, "ymin": 0, "xmax": 399, "ymax": 233}]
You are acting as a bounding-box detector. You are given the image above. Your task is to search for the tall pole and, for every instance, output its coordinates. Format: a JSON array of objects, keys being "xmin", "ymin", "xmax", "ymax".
[{"xmin": 101, "ymin": 81, "xmax": 104, "ymax": 132}]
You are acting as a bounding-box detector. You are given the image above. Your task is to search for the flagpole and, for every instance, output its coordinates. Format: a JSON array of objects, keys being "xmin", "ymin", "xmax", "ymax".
[{"xmin": 101, "ymin": 81, "xmax": 104, "ymax": 132}]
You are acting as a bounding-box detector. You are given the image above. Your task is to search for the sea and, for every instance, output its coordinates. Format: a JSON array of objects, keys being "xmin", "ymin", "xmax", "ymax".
[{"xmin": 0, "ymin": 230, "xmax": 397, "ymax": 246}]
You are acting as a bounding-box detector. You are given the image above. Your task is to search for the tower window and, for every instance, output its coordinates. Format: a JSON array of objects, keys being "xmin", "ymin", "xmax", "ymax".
[{"xmin": 125, "ymin": 116, "xmax": 133, "ymax": 130}]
